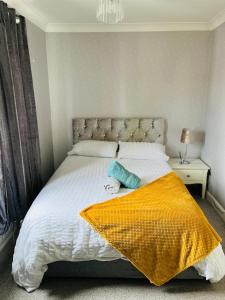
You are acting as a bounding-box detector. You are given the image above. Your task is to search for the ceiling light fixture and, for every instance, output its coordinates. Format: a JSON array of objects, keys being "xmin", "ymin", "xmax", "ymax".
[{"xmin": 96, "ymin": 0, "xmax": 124, "ymax": 24}]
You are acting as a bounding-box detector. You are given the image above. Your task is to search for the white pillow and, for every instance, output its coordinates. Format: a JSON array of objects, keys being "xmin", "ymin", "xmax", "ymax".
[
  {"xmin": 118, "ymin": 141, "xmax": 169, "ymax": 161},
  {"xmin": 68, "ymin": 140, "xmax": 118, "ymax": 158}
]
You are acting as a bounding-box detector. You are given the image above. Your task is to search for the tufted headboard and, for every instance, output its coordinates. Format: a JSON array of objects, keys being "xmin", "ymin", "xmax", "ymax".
[{"xmin": 72, "ymin": 118, "xmax": 165, "ymax": 144}]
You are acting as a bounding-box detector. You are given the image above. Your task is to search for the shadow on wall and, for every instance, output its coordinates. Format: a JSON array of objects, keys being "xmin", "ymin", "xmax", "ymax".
[{"xmin": 192, "ymin": 131, "xmax": 205, "ymax": 144}]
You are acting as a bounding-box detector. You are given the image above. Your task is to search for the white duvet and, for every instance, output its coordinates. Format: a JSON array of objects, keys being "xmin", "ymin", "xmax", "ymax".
[{"xmin": 12, "ymin": 156, "xmax": 225, "ymax": 292}]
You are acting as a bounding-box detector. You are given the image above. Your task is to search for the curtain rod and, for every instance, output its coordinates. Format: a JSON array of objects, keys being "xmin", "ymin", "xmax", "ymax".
[{"xmin": 6, "ymin": 8, "xmax": 21, "ymax": 23}]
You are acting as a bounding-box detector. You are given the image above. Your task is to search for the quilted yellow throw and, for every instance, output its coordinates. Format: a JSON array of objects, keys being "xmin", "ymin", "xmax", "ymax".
[{"xmin": 80, "ymin": 172, "xmax": 221, "ymax": 286}]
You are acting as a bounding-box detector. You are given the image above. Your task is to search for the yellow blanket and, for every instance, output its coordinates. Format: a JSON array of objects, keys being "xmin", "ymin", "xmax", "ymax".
[{"xmin": 80, "ymin": 172, "xmax": 221, "ymax": 286}]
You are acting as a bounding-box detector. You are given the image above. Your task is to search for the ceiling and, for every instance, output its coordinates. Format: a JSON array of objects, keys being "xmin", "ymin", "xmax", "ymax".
[{"xmin": 5, "ymin": 0, "xmax": 225, "ymax": 32}]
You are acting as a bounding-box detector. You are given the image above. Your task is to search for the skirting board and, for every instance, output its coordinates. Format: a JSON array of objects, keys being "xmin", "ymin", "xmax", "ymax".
[
  {"xmin": 206, "ymin": 191, "xmax": 225, "ymax": 223},
  {"xmin": 0, "ymin": 225, "xmax": 14, "ymax": 272}
]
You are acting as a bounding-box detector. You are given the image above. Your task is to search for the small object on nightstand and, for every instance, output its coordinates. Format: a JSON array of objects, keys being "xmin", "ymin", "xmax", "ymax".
[
  {"xmin": 179, "ymin": 128, "xmax": 192, "ymax": 164},
  {"xmin": 168, "ymin": 158, "xmax": 210, "ymax": 199}
]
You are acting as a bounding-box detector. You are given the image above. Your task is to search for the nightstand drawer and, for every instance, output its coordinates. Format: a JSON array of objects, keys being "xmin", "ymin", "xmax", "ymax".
[{"xmin": 174, "ymin": 170, "xmax": 204, "ymax": 182}]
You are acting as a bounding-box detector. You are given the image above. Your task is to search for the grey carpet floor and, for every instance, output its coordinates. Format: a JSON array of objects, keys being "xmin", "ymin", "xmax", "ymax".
[{"xmin": 0, "ymin": 199, "xmax": 225, "ymax": 300}]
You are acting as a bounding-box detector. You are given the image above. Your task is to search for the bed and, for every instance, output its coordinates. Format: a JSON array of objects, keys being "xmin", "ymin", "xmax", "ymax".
[{"xmin": 12, "ymin": 118, "xmax": 225, "ymax": 292}]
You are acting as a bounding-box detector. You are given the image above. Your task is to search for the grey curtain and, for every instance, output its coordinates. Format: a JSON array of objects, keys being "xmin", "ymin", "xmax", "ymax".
[{"xmin": 0, "ymin": 1, "xmax": 42, "ymax": 234}]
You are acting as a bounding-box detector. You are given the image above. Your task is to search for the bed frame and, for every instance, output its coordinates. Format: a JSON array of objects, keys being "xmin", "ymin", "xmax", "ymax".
[{"xmin": 46, "ymin": 117, "xmax": 203, "ymax": 281}]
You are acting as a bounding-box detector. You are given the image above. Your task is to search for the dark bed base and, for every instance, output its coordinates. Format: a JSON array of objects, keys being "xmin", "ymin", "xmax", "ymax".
[{"xmin": 46, "ymin": 259, "xmax": 203, "ymax": 281}]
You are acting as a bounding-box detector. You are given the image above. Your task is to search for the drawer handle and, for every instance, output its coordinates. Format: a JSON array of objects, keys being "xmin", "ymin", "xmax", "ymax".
[{"xmin": 186, "ymin": 174, "xmax": 191, "ymax": 178}]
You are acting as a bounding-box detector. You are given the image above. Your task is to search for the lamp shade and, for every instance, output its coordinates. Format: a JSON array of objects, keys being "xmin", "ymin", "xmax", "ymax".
[{"xmin": 180, "ymin": 128, "xmax": 191, "ymax": 144}]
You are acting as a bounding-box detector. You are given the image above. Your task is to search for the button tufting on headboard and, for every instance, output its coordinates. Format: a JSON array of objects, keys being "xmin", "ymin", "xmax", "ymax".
[{"xmin": 72, "ymin": 118, "xmax": 165, "ymax": 145}]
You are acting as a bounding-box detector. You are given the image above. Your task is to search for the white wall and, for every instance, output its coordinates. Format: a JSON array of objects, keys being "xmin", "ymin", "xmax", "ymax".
[
  {"xmin": 46, "ymin": 32, "xmax": 212, "ymax": 168},
  {"xmin": 202, "ymin": 23, "xmax": 225, "ymax": 207},
  {"xmin": 27, "ymin": 21, "xmax": 54, "ymax": 183}
]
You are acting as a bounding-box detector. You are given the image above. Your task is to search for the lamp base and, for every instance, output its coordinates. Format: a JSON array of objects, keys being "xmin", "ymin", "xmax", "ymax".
[{"xmin": 179, "ymin": 159, "xmax": 190, "ymax": 165}]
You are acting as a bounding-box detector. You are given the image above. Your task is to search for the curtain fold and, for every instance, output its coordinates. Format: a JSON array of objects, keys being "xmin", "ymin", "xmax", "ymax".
[{"xmin": 0, "ymin": 1, "xmax": 42, "ymax": 234}]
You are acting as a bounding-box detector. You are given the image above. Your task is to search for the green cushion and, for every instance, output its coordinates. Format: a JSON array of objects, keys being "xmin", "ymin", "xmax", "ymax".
[{"xmin": 108, "ymin": 161, "xmax": 141, "ymax": 189}]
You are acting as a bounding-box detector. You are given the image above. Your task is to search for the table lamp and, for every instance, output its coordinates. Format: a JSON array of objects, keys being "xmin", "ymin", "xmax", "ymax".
[{"xmin": 179, "ymin": 128, "xmax": 191, "ymax": 164}]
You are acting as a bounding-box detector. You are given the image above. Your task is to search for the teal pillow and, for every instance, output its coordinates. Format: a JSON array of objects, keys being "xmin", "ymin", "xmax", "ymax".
[{"xmin": 108, "ymin": 160, "xmax": 141, "ymax": 189}]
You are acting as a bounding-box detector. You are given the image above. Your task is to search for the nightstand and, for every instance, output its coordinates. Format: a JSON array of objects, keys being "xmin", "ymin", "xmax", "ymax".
[{"xmin": 168, "ymin": 158, "xmax": 210, "ymax": 199}]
